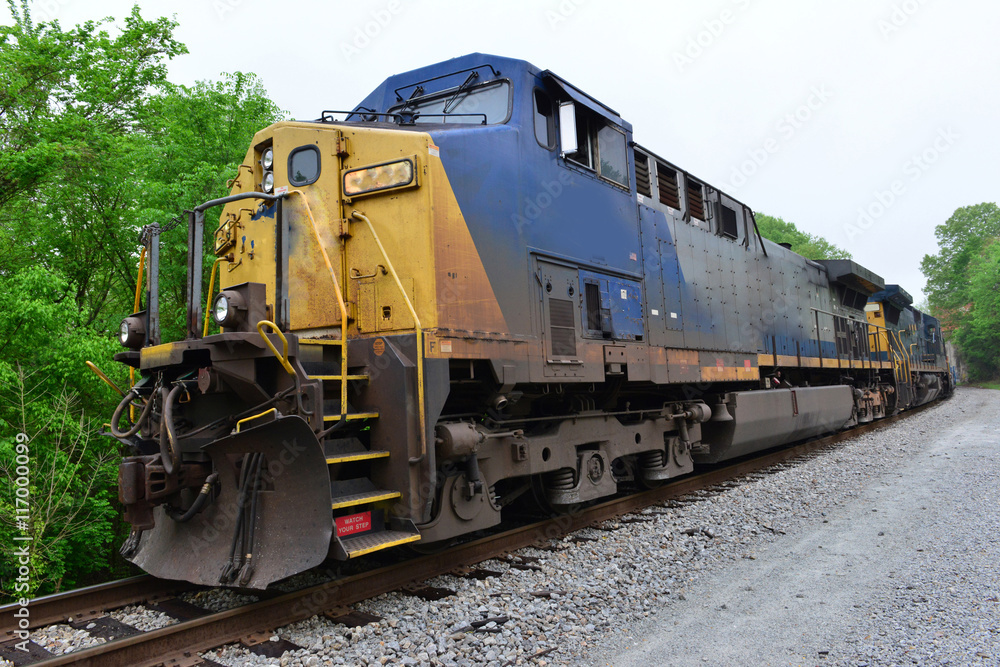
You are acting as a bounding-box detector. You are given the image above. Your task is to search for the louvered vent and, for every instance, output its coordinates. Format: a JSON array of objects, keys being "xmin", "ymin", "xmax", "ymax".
[
  {"xmin": 634, "ymin": 150, "xmax": 652, "ymax": 198},
  {"xmin": 548, "ymin": 298, "xmax": 577, "ymax": 357},
  {"xmin": 656, "ymin": 162, "xmax": 681, "ymax": 209},
  {"xmin": 686, "ymin": 177, "xmax": 705, "ymax": 220}
]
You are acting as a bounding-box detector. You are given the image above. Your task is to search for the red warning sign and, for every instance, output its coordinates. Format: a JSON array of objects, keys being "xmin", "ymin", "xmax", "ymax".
[{"xmin": 335, "ymin": 511, "xmax": 372, "ymax": 537}]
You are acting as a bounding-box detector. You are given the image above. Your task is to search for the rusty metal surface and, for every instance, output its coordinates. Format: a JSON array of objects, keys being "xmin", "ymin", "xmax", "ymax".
[
  {"xmin": 0, "ymin": 576, "xmax": 195, "ymax": 636},
  {"xmin": 28, "ymin": 405, "xmax": 933, "ymax": 667},
  {"xmin": 129, "ymin": 416, "xmax": 332, "ymax": 589}
]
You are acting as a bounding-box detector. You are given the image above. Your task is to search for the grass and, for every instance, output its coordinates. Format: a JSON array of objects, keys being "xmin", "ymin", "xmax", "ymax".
[{"xmin": 970, "ymin": 381, "xmax": 1000, "ymax": 390}]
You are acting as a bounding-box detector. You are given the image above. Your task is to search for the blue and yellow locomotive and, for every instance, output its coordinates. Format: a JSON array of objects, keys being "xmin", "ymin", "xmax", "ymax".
[{"xmin": 108, "ymin": 54, "xmax": 950, "ymax": 587}]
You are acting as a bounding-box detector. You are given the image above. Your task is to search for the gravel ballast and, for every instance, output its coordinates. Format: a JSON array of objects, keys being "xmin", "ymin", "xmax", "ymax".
[
  {"xmin": 11, "ymin": 387, "xmax": 996, "ymax": 667},
  {"xmin": 585, "ymin": 386, "xmax": 1000, "ymax": 666}
]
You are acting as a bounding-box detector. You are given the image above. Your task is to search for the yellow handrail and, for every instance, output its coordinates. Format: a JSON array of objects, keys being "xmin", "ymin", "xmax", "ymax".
[
  {"xmin": 236, "ymin": 407, "xmax": 277, "ymax": 433},
  {"xmin": 86, "ymin": 360, "xmax": 125, "ymax": 397},
  {"xmin": 288, "ymin": 190, "xmax": 351, "ymax": 420},
  {"xmin": 890, "ymin": 330, "xmax": 911, "ymax": 381},
  {"xmin": 256, "ymin": 320, "xmax": 295, "ymax": 376},
  {"xmin": 351, "ymin": 211, "xmax": 427, "ymax": 462},
  {"xmin": 129, "ymin": 247, "xmax": 147, "ymax": 419},
  {"xmin": 202, "ymin": 257, "xmax": 227, "ymax": 337}
]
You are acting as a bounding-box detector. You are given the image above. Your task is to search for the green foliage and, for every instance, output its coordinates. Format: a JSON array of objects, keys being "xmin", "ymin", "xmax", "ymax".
[
  {"xmin": 754, "ymin": 213, "xmax": 852, "ymax": 260},
  {"xmin": 0, "ymin": 371, "xmax": 118, "ymax": 599},
  {"xmin": 0, "ymin": 266, "xmax": 125, "ymax": 419},
  {"xmin": 920, "ymin": 203, "xmax": 1000, "ymax": 381},
  {"xmin": 920, "ymin": 203, "xmax": 1000, "ymax": 316},
  {"xmin": 943, "ymin": 236, "xmax": 1000, "ymax": 380},
  {"xmin": 0, "ymin": 2, "xmax": 284, "ymax": 595}
]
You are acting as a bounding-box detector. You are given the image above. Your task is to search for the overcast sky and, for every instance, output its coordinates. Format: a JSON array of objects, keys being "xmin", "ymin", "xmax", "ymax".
[{"xmin": 14, "ymin": 0, "xmax": 999, "ymax": 302}]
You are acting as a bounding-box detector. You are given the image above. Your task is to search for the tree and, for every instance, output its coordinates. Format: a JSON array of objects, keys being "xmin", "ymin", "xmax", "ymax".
[
  {"xmin": 0, "ymin": 1, "xmax": 285, "ymax": 596},
  {"xmin": 921, "ymin": 203, "xmax": 1000, "ymax": 381},
  {"xmin": 0, "ymin": 371, "xmax": 119, "ymax": 598},
  {"xmin": 0, "ymin": 0, "xmax": 186, "ymax": 223},
  {"xmin": 754, "ymin": 212, "xmax": 852, "ymax": 260},
  {"xmin": 920, "ymin": 203, "xmax": 1000, "ymax": 322},
  {"xmin": 946, "ymin": 237, "xmax": 1000, "ymax": 380}
]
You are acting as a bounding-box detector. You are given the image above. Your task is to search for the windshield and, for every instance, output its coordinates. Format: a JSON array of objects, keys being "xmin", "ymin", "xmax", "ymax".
[{"xmin": 390, "ymin": 81, "xmax": 510, "ymax": 124}]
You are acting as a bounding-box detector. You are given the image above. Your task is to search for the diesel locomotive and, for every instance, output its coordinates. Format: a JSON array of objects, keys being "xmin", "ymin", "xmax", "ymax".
[{"xmin": 104, "ymin": 54, "xmax": 951, "ymax": 588}]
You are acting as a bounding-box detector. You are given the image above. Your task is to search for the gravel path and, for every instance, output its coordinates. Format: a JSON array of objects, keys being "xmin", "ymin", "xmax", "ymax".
[
  {"xmin": 12, "ymin": 388, "xmax": 995, "ymax": 667},
  {"xmin": 585, "ymin": 386, "xmax": 1000, "ymax": 666}
]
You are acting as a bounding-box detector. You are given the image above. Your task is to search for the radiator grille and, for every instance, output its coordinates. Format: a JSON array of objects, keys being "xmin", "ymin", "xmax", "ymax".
[
  {"xmin": 686, "ymin": 177, "xmax": 705, "ymax": 220},
  {"xmin": 656, "ymin": 162, "xmax": 680, "ymax": 209},
  {"xmin": 548, "ymin": 298, "xmax": 577, "ymax": 357},
  {"xmin": 634, "ymin": 150, "xmax": 652, "ymax": 198}
]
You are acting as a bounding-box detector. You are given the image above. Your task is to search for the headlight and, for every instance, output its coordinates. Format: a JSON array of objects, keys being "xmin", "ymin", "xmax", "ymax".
[
  {"xmin": 119, "ymin": 315, "xmax": 146, "ymax": 349},
  {"xmin": 261, "ymin": 147, "xmax": 273, "ymax": 171},
  {"xmin": 343, "ymin": 159, "xmax": 415, "ymax": 197},
  {"xmin": 212, "ymin": 290, "xmax": 247, "ymax": 328},
  {"xmin": 262, "ymin": 171, "xmax": 274, "ymax": 194},
  {"xmin": 213, "ymin": 293, "xmax": 230, "ymax": 325}
]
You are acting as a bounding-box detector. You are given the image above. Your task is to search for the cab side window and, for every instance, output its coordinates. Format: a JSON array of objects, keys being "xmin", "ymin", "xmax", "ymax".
[
  {"xmin": 562, "ymin": 104, "xmax": 629, "ymax": 188},
  {"xmin": 533, "ymin": 89, "xmax": 554, "ymax": 149}
]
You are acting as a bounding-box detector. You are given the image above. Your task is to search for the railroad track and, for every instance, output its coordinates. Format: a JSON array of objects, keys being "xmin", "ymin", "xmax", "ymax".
[{"xmin": 3, "ymin": 402, "xmax": 936, "ymax": 667}]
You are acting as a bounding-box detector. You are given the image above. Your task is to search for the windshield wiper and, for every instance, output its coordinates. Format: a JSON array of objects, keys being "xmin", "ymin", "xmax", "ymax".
[{"xmin": 443, "ymin": 71, "xmax": 479, "ymax": 114}]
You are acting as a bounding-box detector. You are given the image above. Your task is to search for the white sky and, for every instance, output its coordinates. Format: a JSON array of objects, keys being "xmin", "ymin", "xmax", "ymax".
[{"xmin": 15, "ymin": 0, "xmax": 1000, "ymax": 301}]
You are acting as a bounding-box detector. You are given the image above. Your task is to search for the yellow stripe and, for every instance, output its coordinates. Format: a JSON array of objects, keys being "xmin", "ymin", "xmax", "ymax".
[
  {"xmin": 326, "ymin": 451, "xmax": 390, "ymax": 464},
  {"xmin": 331, "ymin": 491, "xmax": 400, "ymax": 510},
  {"xmin": 346, "ymin": 533, "xmax": 421, "ymax": 558},
  {"xmin": 310, "ymin": 374, "xmax": 369, "ymax": 381},
  {"xmin": 758, "ymin": 355, "xmax": 896, "ymax": 370},
  {"xmin": 324, "ymin": 412, "xmax": 379, "ymax": 422},
  {"xmin": 299, "ymin": 339, "xmax": 344, "ymax": 346}
]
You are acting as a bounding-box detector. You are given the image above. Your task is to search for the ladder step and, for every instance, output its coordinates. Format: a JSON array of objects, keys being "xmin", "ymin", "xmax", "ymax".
[
  {"xmin": 326, "ymin": 450, "xmax": 390, "ymax": 465},
  {"xmin": 340, "ymin": 529, "xmax": 421, "ymax": 558},
  {"xmin": 331, "ymin": 490, "xmax": 401, "ymax": 510},
  {"xmin": 310, "ymin": 374, "xmax": 369, "ymax": 381},
  {"xmin": 324, "ymin": 412, "xmax": 379, "ymax": 422}
]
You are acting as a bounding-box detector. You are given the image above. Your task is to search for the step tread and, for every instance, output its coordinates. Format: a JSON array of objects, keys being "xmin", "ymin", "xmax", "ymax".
[
  {"xmin": 326, "ymin": 450, "xmax": 390, "ymax": 464},
  {"xmin": 341, "ymin": 529, "xmax": 421, "ymax": 558},
  {"xmin": 331, "ymin": 489, "xmax": 401, "ymax": 510}
]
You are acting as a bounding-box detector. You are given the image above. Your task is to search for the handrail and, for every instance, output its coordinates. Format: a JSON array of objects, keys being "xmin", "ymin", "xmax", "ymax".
[
  {"xmin": 236, "ymin": 408, "xmax": 278, "ymax": 433},
  {"xmin": 256, "ymin": 320, "xmax": 295, "ymax": 376},
  {"xmin": 889, "ymin": 329, "xmax": 911, "ymax": 381},
  {"xmin": 288, "ymin": 190, "xmax": 351, "ymax": 421},
  {"xmin": 352, "ymin": 210, "xmax": 428, "ymax": 464},
  {"xmin": 202, "ymin": 257, "xmax": 227, "ymax": 337},
  {"xmin": 86, "ymin": 361, "xmax": 125, "ymax": 397},
  {"xmin": 129, "ymin": 246, "xmax": 147, "ymax": 419}
]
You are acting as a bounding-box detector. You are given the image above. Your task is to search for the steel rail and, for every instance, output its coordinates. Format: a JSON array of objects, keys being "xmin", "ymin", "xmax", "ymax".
[
  {"xmin": 25, "ymin": 401, "xmax": 939, "ymax": 666},
  {"xmin": 0, "ymin": 576, "xmax": 197, "ymax": 637}
]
